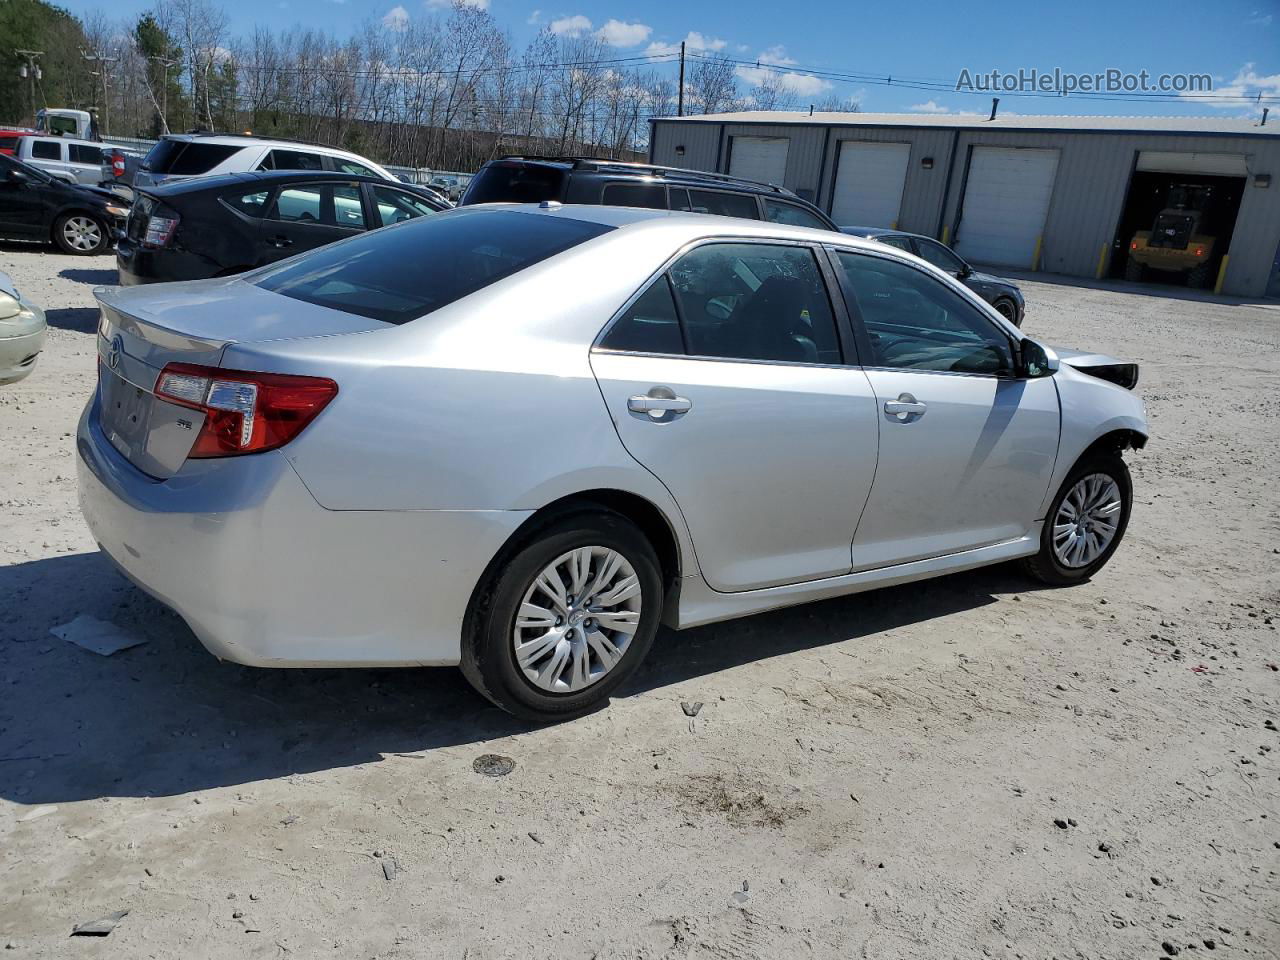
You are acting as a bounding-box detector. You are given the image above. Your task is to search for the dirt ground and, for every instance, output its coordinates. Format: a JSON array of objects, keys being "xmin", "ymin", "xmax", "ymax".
[{"xmin": 1, "ymin": 242, "xmax": 1277, "ymax": 959}]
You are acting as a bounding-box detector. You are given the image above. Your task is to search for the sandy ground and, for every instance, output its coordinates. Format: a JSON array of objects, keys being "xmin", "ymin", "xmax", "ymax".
[{"xmin": 1, "ymin": 242, "xmax": 1277, "ymax": 959}]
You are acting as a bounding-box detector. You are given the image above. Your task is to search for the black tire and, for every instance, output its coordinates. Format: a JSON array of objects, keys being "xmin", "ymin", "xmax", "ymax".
[
  {"xmin": 52, "ymin": 213, "xmax": 111, "ymax": 256},
  {"xmin": 460, "ymin": 509, "xmax": 664, "ymax": 721},
  {"xmin": 1186, "ymin": 261, "xmax": 1212, "ymax": 289},
  {"xmin": 1021, "ymin": 452, "xmax": 1132, "ymax": 586},
  {"xmin": 1124, "ymin": 257, "xmax": 1144, "ymax": 282},
  {"xmin": 993, "ymin": 298, "xmax": 1020, "ymax": 327}
]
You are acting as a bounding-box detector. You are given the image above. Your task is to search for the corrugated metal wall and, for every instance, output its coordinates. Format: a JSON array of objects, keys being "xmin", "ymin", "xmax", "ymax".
[{"xmin": 649, "ymin": 118, "xmax": 1280, "ymax": 297}]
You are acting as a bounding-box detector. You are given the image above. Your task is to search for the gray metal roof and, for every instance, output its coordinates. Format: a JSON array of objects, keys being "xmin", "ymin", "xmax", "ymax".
[{"xmin": 654, "ymin": 111, "xmax": 1278, "ymax": 137}]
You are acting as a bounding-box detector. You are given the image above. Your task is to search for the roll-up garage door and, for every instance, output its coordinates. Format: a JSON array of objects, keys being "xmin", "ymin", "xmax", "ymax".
[
  {"xmin": 1135, "ymin": 151, "xmax": 1248, "ymax": 177},
  {"xmin": 954, "ymin": 147, "xmax": 1060, "ymax": 268},
  {"xmin": 728, "ymin": 136, "xmax": 789, "ymax": 186},
  {"xmin": 829, "ymin": 141, "xmax": 911, "ymax": 229}
]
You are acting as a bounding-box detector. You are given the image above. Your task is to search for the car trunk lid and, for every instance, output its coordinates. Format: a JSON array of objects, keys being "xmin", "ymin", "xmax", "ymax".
[{"xmin": 93, "ymin": 278, "xmax": 388, "ymax": 478}]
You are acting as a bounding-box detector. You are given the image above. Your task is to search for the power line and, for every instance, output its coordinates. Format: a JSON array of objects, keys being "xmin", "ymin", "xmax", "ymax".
[{"xmin": 685, "ymin": 51, "xmax": 1280, "ymax": 106}]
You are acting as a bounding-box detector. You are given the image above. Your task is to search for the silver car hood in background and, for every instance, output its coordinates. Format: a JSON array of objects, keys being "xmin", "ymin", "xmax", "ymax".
[
  {"xmin": 1053, "ymin": 347, "xmax": 1140, "ymax": 390},
  {"xmin": 0, "ymin": 270, "xmax": 20, "ymax": 302}
]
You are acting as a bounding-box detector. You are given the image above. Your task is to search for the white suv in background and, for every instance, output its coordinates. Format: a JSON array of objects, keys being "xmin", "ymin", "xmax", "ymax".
[
  {"xmin": 13, "ymin": 135, "xmax": 110, "ymax": 185},
  {"xmin": 133, "ymin": 134, "xmax": 397, "ymax": 189}
]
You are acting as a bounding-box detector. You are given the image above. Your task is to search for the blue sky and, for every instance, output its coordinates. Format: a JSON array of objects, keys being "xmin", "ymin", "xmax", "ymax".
[{"xmin": 57, "ymin": 0, "xmax": 1279, "ymax": 117}]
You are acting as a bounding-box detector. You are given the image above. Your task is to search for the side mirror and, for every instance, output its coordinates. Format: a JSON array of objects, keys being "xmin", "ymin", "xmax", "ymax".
[
  {"xmin": 1020, "ymin": 339, "xmax": 1059, "ymax": 379},
  {"xmin": 957, "ymin": 263, "xmax": 972, "ymax": 279},
  {"xmin": 5, "ymin": 169, "xmax": 29, "ymax": 184}
]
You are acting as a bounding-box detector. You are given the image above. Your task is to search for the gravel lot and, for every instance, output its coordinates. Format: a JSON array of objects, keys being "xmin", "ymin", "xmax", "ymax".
[{"xmin": 1, "ymin": 242, "xmax": 1278, "ymax": 959}]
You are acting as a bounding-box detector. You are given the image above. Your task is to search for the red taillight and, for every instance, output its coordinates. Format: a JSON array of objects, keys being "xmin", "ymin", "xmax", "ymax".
[
  {"xmin": 1194, "ymin": 246, "xmax": 1204, "ymax": 257},
  {"xmin": 1130, "ymin": 241, "xmax": 1138, "ymax": 250},
  {"xmin": 111, "ymin": 152, "xmax": 125, "ymax": 177},
  {"xmin": 155, "ymin": 363, "xmax": 338, "ymax": 458}
]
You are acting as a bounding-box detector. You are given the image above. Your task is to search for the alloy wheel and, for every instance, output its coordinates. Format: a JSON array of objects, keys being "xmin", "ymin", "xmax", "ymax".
[
  {"xmin": 1052, "ymin": 473, "xmax": 1123, "ymax": 568},
  {"xmin": 63, "ymin": 216, "xmax": 102, "ymax": 252},
  {"xmin": 512, "ymin": 546, "xmax": 642, "ymax": 693}
]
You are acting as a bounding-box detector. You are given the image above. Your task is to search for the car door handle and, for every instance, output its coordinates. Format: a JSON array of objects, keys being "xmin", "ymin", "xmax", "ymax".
[
  {"xmin": 267, "ymin": 235, "xmax": 293, "ymax": 248},
  {"xmin": 883, "ymin": 394, "xmax": 927, "ymax": 420},
  {"xmin": 627, "ymin": 393, "xmax": 692, "ymax": 418}
]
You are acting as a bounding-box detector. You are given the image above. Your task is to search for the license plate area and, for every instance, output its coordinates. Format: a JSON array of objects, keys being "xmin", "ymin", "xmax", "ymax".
[{"xmin": 100, "ymin": 365, "xmax": 154, "ymax": 463}]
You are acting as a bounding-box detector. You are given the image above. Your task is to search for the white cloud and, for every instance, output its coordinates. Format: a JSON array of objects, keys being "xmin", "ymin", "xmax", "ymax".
[
  {"xmin": 549, "ymin": 14, "xmax": 592, "ymax": 36},
  {"xmin": 382, "ymin": 4, "xmax": 409, "ymax": 29},
  {"xmin": 426, "ymin": 0, "xmax": 489, "ymax": 8},
  {"xmin": 1183, "ymin": 62, "xmax": 1280, "ymax": 109},
  {"xmin": 1246, "ymin": 10, "xmax": 1273, "ymax": 26},
  {"xmin": 597, "ymin": 19, "xmax": 651, "ymax": 47},
  {"xmin": 527, "ymin": 9, "xmax": 541, "ymax": 23},
  {"xmin": 910, "ymin": 99, "xmax": 950, "ymax": 113},
  {"xmin": 734, "ymin": 63, "xmax": 830, "ymax": 97},
  {"xmin": 645, "ymin": 31, "xmax": 728, "ymax": 57},
  {"xmin": 756, "ymin": 45, "xmax": 796, "ymax": 67}
]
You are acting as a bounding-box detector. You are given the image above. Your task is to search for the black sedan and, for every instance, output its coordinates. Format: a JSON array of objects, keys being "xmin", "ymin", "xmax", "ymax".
[
  {"xmin": 841, "ymin": 226, "xmax": 1026, "ymax": 326},
  {"xmin": 0, "ymin": 153, "xmax": 130, "ymax": 256},
  {"xmin": 117, "ymin": 170, "xmax": 450, "ymax": 285}
]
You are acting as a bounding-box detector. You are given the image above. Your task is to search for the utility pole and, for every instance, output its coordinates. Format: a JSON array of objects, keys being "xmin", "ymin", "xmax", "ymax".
[
  {"xmin": 14, "ymin": 50, "xmax": 44, "ymax": 126},
  {"xmin": 677, "ymin": 41, "xmax": 685, "ymax": 117},
  {"xmin": 81, "ymin": 49, "xmax": 118, "ymax": 137},
  {"xmin": 148, "ymin": 56, "xmax": 178, "ymax": 135}
]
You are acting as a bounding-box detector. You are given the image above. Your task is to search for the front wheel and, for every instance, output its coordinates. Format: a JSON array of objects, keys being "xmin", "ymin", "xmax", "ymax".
[
  {"xmin": 460, "ymin": 510, "xmax": 664, "ymax": 721},
  {"xmin": 53, "ymin": 213, "xmax": 110, "ymax": 256},
  {"xmin": 1021, "ymin": 453, "xmax": 1132, "ymax": 585},
  {"xmin": 993, "ymin": 298, "xmax": 1020, "ymax": 326}
]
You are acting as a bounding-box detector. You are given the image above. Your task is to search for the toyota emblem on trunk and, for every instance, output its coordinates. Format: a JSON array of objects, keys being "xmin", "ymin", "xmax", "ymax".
[{"xmin": 108, "ymin": 334, "xmax": 123, "ymax": 371}]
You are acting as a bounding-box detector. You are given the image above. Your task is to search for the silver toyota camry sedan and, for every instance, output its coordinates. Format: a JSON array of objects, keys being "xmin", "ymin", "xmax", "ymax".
[{"xmin": 77, "ymin": 203, "xmax": 1148, "ymax": 720}]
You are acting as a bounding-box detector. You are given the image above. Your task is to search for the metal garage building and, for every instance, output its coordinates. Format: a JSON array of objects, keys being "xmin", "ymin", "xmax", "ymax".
[{"xmin": 647, "ymin": 112, "xmax": 1280, "ymax": 298}]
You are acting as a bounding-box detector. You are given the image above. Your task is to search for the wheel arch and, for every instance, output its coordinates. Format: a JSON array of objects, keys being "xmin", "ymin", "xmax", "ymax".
[{"xmin": 470, "ymin": 488, "xmax": 686, "ymax": 629}]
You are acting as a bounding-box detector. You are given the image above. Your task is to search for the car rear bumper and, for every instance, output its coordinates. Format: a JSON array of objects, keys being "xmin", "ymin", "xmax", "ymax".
[{"xmin": 76, "ymin": 395, "xmax": 531, "ymax": 667}]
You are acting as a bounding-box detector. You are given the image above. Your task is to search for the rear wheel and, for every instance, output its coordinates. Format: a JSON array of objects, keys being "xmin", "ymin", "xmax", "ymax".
[
  {"xmin": 1187, "ymin": 261, "xmax": 1212, "ymax": 289},
  {"xmin": 1124, "ymin": 257, "xmax": 1144, "ymax": 282},
  {"xmin": 1021, "ymin": 453, "xmax": 1131, "ymax": 586},
  {"xmin": 460, "ymin": 510, "xmax": 663, "ymax": 721},
  {"xmin": 53, "ymin": 213, "xmax": 110, "ymax": 256}
]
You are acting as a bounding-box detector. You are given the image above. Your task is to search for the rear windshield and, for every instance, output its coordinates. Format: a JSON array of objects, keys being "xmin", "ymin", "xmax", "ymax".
[
  {"xmin": 462, "ymin": 163, "xmax": 566, "ymax": 205},
  {"xmin": 143, "ymin": 140, "xmax": 244, "ymax": 175},
  {"xmin": 256, "ymin": 209, "xmax": 613, "ymax": 325}
]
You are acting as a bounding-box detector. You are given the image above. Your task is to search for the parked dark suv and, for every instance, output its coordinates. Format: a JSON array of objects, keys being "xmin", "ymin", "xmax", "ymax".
[
  {"xmin": 117, "ymin": 170, "xmax": 449, "ymax": 285},
  {"xmin": 461, "ymin": 156, "xmax": 838, "ymax": 231}
]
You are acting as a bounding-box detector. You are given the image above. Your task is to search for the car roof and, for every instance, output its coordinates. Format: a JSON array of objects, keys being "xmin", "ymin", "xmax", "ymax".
[
  {"xmin": 160, "ymin": 133, "xmax": 367, "ymax": 155},
  {"xmin": 484, "ymin": 155, "xmax": 806, "ymax": 200},
  {"xmin": 840, "ymin": 225, "xmax": 925, "ymax": 239},
  {"xmin": 138, "ymin": 169, "xmax": 430, "ymax": 198},
  {"xmin": 467, "ymin": 202, "xmax": 883, "ymax": 249}
]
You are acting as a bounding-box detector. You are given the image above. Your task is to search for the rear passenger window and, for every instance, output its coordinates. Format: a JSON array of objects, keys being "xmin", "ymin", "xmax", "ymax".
[
  {"xmin": 602, "ymin": 183, "xmax": 667, "ymax": 210},
  {"xmin": 260, "ymin": 149, "xmax": 325, "ymax": 172},
  {"xmin": 70, "ymin": 144, "xmax": 102, "ymax": 164},
  {"xmin": 762, "ymin": 198, "xmax": 829, "ymax": 231},
  {"xmin": 333, "ymin": 185, "xmax": 365, "ymax": 228},
  {"xmin": 272, "ymin": 186, "xmax": 324, "ymax": 223},
  {"xmin": 371, "ymin": 185, "xmax": 439, "ymax": 225},
  {"xmin": 31, "ymin": 140, "xmax": 61, "ymax": 160},
  {"xmin": 684, "ymin": 190, "xmax": 759, "ymax": 220},
  {"xmin": 335, "ymin": 159, "xmax": 378, "ymax": 177},
  {"xmin": 599, "ymin": 275, "xmax": 684, "ymax": 355},
  {"xmin": 669, "ymin": 243, "xmax": 841, "ymax": 364}
]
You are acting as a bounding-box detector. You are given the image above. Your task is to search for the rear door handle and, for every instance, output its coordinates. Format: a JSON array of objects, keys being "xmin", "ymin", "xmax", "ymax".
[
  {"xmin": 268, "ymin": 235, "xmax": 293, "ymax": 248},
  {"xmin": 627, "ymin": 394, "xmax": 692, "ymax": 418},
  {"xmin": 883, "ymin": 394, "xmax": 927, "ymax": 420}
]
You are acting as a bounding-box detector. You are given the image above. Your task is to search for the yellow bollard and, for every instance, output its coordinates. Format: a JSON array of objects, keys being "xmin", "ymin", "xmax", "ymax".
[
  {"xmin": 1095, "ymin": 243, "xmax": 1109, "ymax": 280},
  {"xmin": 1214, "ymin": 255, "xmax": 1230, "ymax": 295},
  {"xmin": 1031, "ymin": 235, "xmax": 1043, "ymax": 271},
  {"xmin": 941, "ymin": 224, "xmax": 950, "ymax": 245}
]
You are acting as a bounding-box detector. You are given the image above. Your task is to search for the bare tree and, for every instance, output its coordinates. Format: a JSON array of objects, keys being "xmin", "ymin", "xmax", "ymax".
[{"xmin": 687, "ymin": 55, "xmax": 740, "ymax": 115}]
